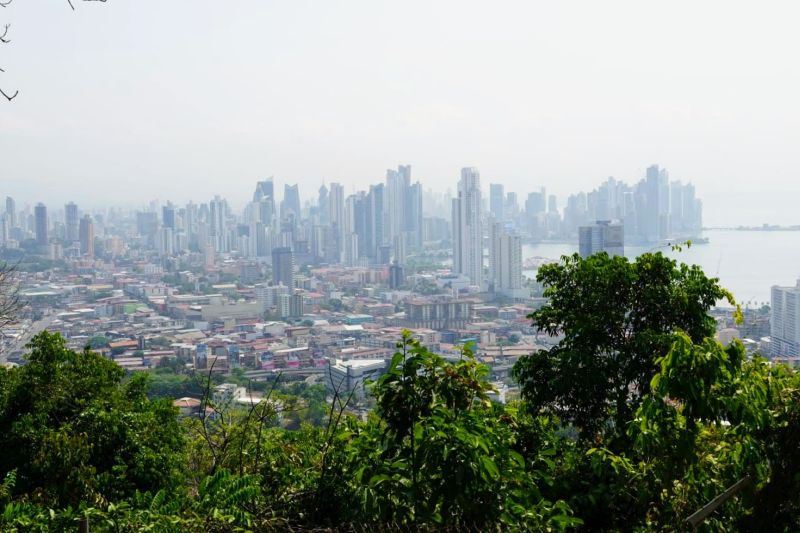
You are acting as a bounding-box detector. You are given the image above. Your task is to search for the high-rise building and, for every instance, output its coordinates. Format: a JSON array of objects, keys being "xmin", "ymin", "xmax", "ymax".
[
  {"xmin": 343, "ymin": 193, "xmax": 364, "ymax": 266},
  {"xmin": 771, "ymin": 280, "xmax": 800, "ymax": 356},
  {"xmin": 79, "ymin": 215, "xmax": 94, "ymax": 257},
  {"xmin": 384, "ymin": 165, "xmax": 422, "ymax": 250},
  {"xmin": 452, "ymin": 168, "xmax": 483, "ymax": 286},
  {"xmin": 156, "ymin": 225, "xmax": 174, "ymax": 257},
  {"xmin": 525, "ymin": 189, "xmax": 546, "ymax": 215},
  {"xmin": 255, "ymin": 283, "xmax": 289, "ymax": 312},
  {"xmin": 389, "ymin": 262, "xmax": 405, "ymax": 289},
  {"xmin": 578, "ymin": 220, "xmax": 624, "ymax": 258},
  {"xmin": 548, "ymin": 194, "xmax": 558, "ymax": 214},
  {"xmin": 317, "ymin": 184, "xmax": 329, "ymax": 226},
  {"xmin": 406, "ymin": 181, "xmax": 423, "ymax": 249},
  {"xmin": 505, "ymin": 192, "xmax": 519, "ymax": 220},
  {"xmin": 162, "ymin": 204, "xmax": 176, "ymax": 229},
  {"xmin": 34, "ymin": 203, "xmax": 48, "ymax": 245},
  {"xmin": 254, "ymin": 179, "xmax": 274, "ymax": 203},
  {"xmin": 329, "ymin": 183, "xmax": 345, "ymax": 263},
  {"xmin": 271, "ymin": 246, "xmax": 295, "ymax": 289},
  {"xmin": 489, "ymin": 222, "xmax": 523, "ymax": 298},
  {"xmin": 289, "ymin": 290, "xmax": 305, "ymax": 318},
  {"xmin": 0, "ymin": 213, "xmax": 9, "ymax": 244},
  {"xmin": 253, "ymin": 179, "xmax": 276, "ymax": 229},
  {"xmin": 385, "ymin": 165, "xmax": 411, "ymax": 245},
  {"xmin": 209, "ymin": 195, "xmax": 228, "ymax": 253},
  {"xmin": 489, "ymin": 184, "xmax": 505, "ymax": 222},
  {"xmin": 136, "ymin": 211, "xmax": 159, "ymax": 247},
  {"xmin": 4, "ymin": 197, "xmax": 15, "ymax": 229},
  {"xmin": 64, "ymin": 202, "xmax": 79, "ymax": 242},
  {"xmin": 281, "ymin": 184, "xmax": 301, "ymax": 222},
  {"xmin": 365, "ymin": 183, "xmax": 385, "ymax": 261},
  {"xmin": 643, "ymin": 165, "xmax": 663, "ymax": 242},
  {"xmin": 670, "ymin": 181, "xmax": 684, "ymax": 232}
]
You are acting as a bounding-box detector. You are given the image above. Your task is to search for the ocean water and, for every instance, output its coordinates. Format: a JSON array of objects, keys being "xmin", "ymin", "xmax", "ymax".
[{"xmin": 522, "ymin": 229, "xmax": 800, "ymax": 307}]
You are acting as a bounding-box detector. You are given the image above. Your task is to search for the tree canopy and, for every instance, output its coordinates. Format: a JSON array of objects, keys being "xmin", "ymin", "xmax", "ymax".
[
  {"xmin": 0, "ymin": 255, "xmax": 799, "ymax": 531},
  {"xmin": 513, "ymin": 251, "xmax": 738, "ymax": 441}
]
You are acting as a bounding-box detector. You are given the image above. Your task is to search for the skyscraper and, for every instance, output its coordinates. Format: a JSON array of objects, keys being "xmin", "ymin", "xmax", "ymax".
[
  {"xmin": 317, "ymin": 184, "xmax": 329, "ymax": 226},
  {"xmin": 253, "ymin": 179, "xmax": 274, "ymax": 203},
  {"xmin": 64, "ymin": 202, "xmax": 79, "ymax": 242},
  {"xmin": 0, "ymin": 213, "xmax": 9, "ymax": 244},
  {"xmin": 505, "ymin": 192, "xmax": 518, "ymax": 220},
  {"xmin": 771, "ymin": 280, "xmax": 800, "ymax": 356},
  {"xmin": 452, "ymin": 168, "xmax": 483, "ymax": 286},
  {"xmin": 328, "ymin": 183, "xmax": 345, "ymax": 262},
  {"xmin": 406, "ymin": 181, "xmax": 423, "ymax": 249},
  {"xmin": 578, "ymin": 220, "xmax": 624, "ymax": 258},
  {"xmin": 271, "ymin": 246, "xmax": 295, "ymax": 289},
  {"xmin": 548, "ymin": 194, "xmax": 558, "ymax": 214},
  {"xmin": 643, "ymin": 165, "xmax": 662, "ymax": 242},
  {"xmin": 385, "ymin": 165, "xmax": 411, "ymax": 245},
  {"xmin": 4, "ymin": 197, "xmax": 15, "ymax": 229},
  {"xmin": 281, "ymin": 184, "xmax": 301, "ymax": 222},
  {"xmin": 209, "ymin": 195, "xmax": 227, "ymax": 252},
  {"xmin": 366, "ymin": 183, "xmax": 385, "ymax": 261},
  {"xmin": 162, "ymin": 204, "xmax": 176, "ymax": 229},
  {"xmin": 79, "ymin": 215, "xmax": 94, "ymax": 257},
  {"xmin": 489, "ymin": 222, "xmax": 523, "ymax": 298},
  {"xmin": 34, "ymin": 203, "xmax": 48, "ymax": 245},
  {"xmin": 490, "ymin": 183, "xmax": 505, "ymax": 222},
  {"xmin": 343, "ymin": 193, "xmax": 363, "ymax": 266}
]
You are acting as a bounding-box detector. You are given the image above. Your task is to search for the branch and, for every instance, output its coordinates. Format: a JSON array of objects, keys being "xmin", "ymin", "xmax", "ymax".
[
  {"xmin": 0, "ymin": 24, "xmax": 9, "ymax": 43},
  {"xmin": 67, "ymin": 0, "xmax": 108, "ymax": 10},
  {"xmin": 0, "ymin": 0, "xmax": 13, "ymax": 8},
  {"xmin": 0, "ymin": 87, "xmax": 17, "ymax": 101}
]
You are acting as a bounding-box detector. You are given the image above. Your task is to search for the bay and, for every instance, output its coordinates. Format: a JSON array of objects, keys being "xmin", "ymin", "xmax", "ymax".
[{"xmin": 522, "ymin": 229, "xmax": 800, "ymax": 307}]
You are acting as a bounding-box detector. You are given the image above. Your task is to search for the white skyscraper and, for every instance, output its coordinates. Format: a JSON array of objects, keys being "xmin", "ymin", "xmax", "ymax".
[
  {"xmin": 329, "ymin": 183, "xmax": 345, "ymax": 262},
  {"xmin": 385, "ymin": 165, "xmax": 410, "ymax": 244},
  {"xmin": 489, "ymin": 221, "xmax": 523, "ymax": 298},
  {"xmin": 209, "ymin": 195, "xmax": 228, "ymax": 253},
  {"xmin": 64, "ymin": 202, "xmax": 79, "ymax": 242},
  {"xmin": 452, "ymin": 167, "xmax": 483, "ymax": 286},
  {"xmin": 771, "ymin": 280, "xmax": 800, "ymax": 356}
]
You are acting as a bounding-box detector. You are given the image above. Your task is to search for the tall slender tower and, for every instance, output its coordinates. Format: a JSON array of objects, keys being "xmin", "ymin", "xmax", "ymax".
[
  {"xmin": 490, "ymin": 184, "xmax": 505, "ymax": 222},
  {"xmin": 79, "ymin": 215, "xmax": 94, "ymax": 258},
  {"xmin": 65, "ymin": 202, "xmax": 79, "ymax": 242},
  {"xmin": 4, "ymin": 197, "xmax": 15, "ymax": 229},
  {"xmin": 452, "ymin": 168, "xmax": 483, "ymax": 286},
  {"xmin": 329, "ymin": 183, "xmax": 345, "ymax": 262},
  {"xmin": 34, "ymin": 203, "xmax": 48, "ymax": 245}
]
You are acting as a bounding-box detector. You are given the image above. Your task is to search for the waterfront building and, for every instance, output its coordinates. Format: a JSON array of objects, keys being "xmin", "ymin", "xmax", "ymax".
[{"xmin": 578, "ymin": 220, "xmax": 624, "ymax": 258}]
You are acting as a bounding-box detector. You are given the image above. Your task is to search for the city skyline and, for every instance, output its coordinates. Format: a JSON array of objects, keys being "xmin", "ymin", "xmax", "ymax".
[
  {"xmin": 2, "ymin": 3, "xmax": 799, "ymax": 529},
  {"xmin": 3, "ymin": 1, "xmax": 800, "ymax": 226}
]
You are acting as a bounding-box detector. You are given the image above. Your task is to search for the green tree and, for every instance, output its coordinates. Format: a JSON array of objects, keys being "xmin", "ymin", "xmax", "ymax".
[
  {"xmin": 340, "ymin": 332, "xmax": 580, "ymax": 530},
  {"xmin": 86, "ymin": 335, "xmax": 109, "ymax": 349},
  {"xmin": 0, "ymin": 332, "xmax": 185, "ymax": 507},
  {"xmin": 513, "ymin": 252, "xmax": 738, "ymax": 442}
]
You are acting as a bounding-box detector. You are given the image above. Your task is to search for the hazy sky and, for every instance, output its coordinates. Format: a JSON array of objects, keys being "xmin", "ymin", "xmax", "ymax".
[{"xmin": 2, "ymin": 1, "xmax": 799, "ymax": 226}]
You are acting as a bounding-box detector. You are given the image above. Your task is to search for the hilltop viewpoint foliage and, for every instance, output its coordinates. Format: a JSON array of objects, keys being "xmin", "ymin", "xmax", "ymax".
[{"xmin": 0, "ymin": 254, "xmax": 798, "ymax": 531}]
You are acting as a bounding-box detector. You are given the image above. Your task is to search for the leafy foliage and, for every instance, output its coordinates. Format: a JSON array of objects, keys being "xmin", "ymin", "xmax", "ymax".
[
  {"xmin": 340, "ymin": 333, "xmax": 581, "ymax": 530},
  {"xmin": 513, "ymin": 251, "xmax": 736, "ymax": 441},
  {"xmin": 0, "ymin": 332, "xmax": 185, "ymax": 507}
]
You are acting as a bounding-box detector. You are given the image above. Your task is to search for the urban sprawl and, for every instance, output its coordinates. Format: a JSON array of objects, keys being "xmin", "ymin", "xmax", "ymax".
[{"xmin": 3, "ymin": 163, "xmax": 785, "ymax": 409}]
